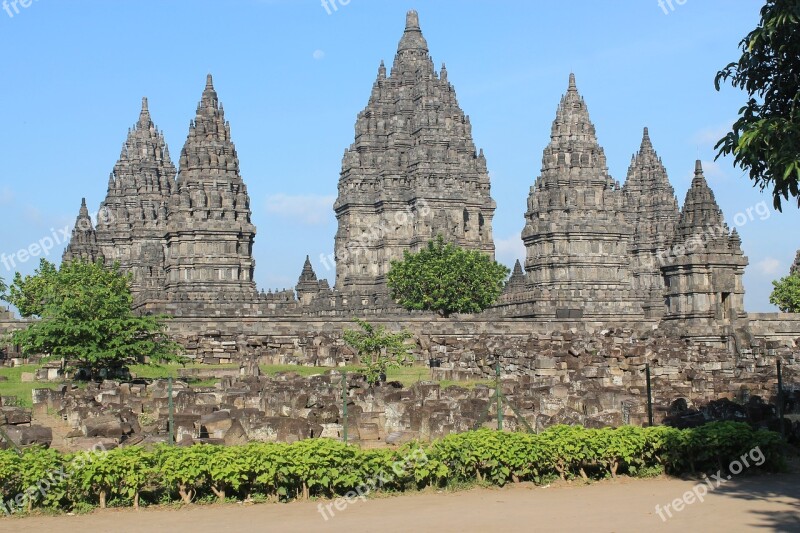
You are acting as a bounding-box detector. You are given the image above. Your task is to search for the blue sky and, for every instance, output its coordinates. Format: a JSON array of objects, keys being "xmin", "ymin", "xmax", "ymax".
[{"xmin": 0, "ymin": 0, "xmax": 795, "ymax": 312}]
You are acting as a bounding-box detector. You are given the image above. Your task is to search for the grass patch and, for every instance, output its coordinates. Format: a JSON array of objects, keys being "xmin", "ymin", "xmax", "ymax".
[
  {"xmin": 0, "ymin": 365, "xmax": 65, "ymax": 407},
  {"xmin": 0, "ymin": 362, "xmax": 494, "ymax": 406},
  {"xmin": 128, "ymin": 363, "xmax": 239, "ymax": 380},
  {"xmin": 258, "ymin": 364, "xmax": 360, "ymax": 378}
]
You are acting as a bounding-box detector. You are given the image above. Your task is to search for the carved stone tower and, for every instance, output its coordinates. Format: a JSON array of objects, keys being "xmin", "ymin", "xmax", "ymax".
[
  {"xmin": 521, "ymin": 74, "xmax": 640, "ymax": 319},
  {"xmin": 95, "ymin": 97, "xmax": 176, "ymax": 298},
  {"xmin": 63, "ymin": 198, "xmax": 102, "ymax": 263},
  {"xmin": 333, "ymin": 10, "xmax": 496, "ymax": 294},
  {"xmin": 790, "ymin": 250, "xmax": 800, "ymax": 276},
  {"xmin": 661, "ymin": 161, "xmax": 748, "ymax": 342},
  {"xmin": 296, "ymin": 256, "xmax": 320, "ymax": 306},
  {"xmin": 622, "ymin": 128, "xmax": 680, "ymax": 318},
  {"xmin": 164, "ymin": 75, "xmax": 257, "ymax": 298}
]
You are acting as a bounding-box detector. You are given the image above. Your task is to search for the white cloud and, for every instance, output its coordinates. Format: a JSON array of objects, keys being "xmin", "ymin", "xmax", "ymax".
[
  {"xmin": 755, "ymin": 257, "xmax": 782, "ymax": 277},
  {"xmin": 494, "ymin": 234, "xmax": 525, "ymax": 268},
  {"xmin": 686, "ymin": 160, "xmax": 728, "ymax": 181},
  {"xmin": 265, "ymin": 194, "xmax": 336, "ymax": 226},
  {"xmin": 692, "ymin": 120, "xmax": 734, "ymax": 147},
  {"xmin": 312, "ymin": 49, "xmax": 326, "ymax": 61}
]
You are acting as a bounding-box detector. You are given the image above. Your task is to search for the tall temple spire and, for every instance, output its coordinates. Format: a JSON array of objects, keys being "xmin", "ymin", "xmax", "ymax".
[
  {"xmin": 164, "ymin": 74, "xmax": 257, "ymax": 299},
  {"xmin": 661, "ymin": 160, "xmax": 748, "ymax": 335},
  {"xmin": 549, "ymin": 73, "xmax": 601, "ymax": 150},
  {"xmin": 623, "ymin": 127, "xmax": 680, "ymax": 318},
  {"xmin": 521, "ymin": 73, "xmax": 638, "ymax": 320},
  {"xmin": 333, "ymin": 10, "xmax": 496, "ymax": 294},
  {"xmin": 674, "ymin": 160, "xmax": 728, "ymax": 241},
  {"xmin": 94, "ymin": 95, "xmax": 176, "ymax": 299}
]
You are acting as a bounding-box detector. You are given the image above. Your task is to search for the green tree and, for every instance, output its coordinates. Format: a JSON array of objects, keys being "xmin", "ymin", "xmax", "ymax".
[
  {"xmin": 6, "ymin": 258, "xmax": 58, "ymax": 317},
  {"xmin": 715, "ymin": 0, "xmax": 800, "ymax": 210},
  {"xmin": 342, "ymin": 319, "xmax": 412, "ymax": 385},
  {"xmin": 2, "ymin": 259, "xmax": 182, "ymax": 376},
  {"xmin": 770, "ymin": 273, "xmax": 800, "ymax": 312},
  {"xmin": 386, "ymin": 235, "xmax": 510, "ymax": 317}
]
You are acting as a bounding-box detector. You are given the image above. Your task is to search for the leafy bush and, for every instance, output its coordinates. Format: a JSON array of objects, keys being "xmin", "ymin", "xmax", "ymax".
[
  {"xmin": 0, "ymin": 423, "xmax": 786, "ymax": 515},
  {"xmin": 386, "ymin": 236, "xmax": 510, "ymax": 317}
]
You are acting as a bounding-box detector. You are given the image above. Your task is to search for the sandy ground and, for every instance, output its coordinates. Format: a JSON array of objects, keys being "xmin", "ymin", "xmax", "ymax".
[{"xmin": 3, "ymin": 474, "xmax": 799, "ymax": 533}]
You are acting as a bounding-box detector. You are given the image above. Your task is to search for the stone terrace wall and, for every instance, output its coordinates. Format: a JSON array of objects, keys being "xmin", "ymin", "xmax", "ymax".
[
  {"xmin": 4, "ymin": 312, "xmax": 799, "ymax": 416},
  {"xmin": 748, "ymin": 313, "xmax": 800, "ymax": 345},
  {"xmin": 163, "ymin": 316, "xmax": 659, "ymax": 365},
  {"xmin": 161, "ymin": 316, "xmax": 800, "ymax": 414}
]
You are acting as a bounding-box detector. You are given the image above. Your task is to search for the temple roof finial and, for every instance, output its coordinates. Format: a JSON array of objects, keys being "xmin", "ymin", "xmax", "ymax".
[
  {"xmin": 568, "ymin": 72, "xmax": 577, "ymax": 91},
  {"xmin": 640, "ymin": 126, "xmax": 653, "ymax": 152},
  {"xmin": 406, "ymin": 9, "xmax": 420, "ymax": 30},
  {"xmin": 397, "ymin": 9, "xmax": 428, "ymax": 53}
]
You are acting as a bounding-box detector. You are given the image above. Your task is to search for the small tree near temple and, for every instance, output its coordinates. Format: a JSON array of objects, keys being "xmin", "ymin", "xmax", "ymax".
[
  {"xmin": 770, "ymin": 273, "xmax": 800, "ymax": 313},
  {"xmin": 2, "ymin": 258, "xmax": 183, "ymax": 377},
  {"xmin": 386, "ymin": 235, "xmax": 510, "ymax": 318},
  {"xmin": 342, "ymin": 319, "xmax": 412, "ymax": 386},
  {"xmin": 714, "ymin": 0, "xmax": 800, "ymax": 210}
]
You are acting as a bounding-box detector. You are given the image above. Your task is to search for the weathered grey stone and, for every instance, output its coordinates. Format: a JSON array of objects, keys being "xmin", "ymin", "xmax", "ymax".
[
  {"xmin": 82, "ymin": 415, "xmax": 124, "ymax": 438},
  {"xmin": 4, "ymin": 425, "xmax": 52, "ymax": 447}
]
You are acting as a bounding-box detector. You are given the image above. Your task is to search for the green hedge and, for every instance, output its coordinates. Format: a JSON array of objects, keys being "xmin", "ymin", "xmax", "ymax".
[{"xmin": 0, "ymin": 422, "xmax": 784, "ymax": 515}]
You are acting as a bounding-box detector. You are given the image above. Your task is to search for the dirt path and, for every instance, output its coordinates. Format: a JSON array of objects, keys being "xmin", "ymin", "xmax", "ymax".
[{"xmin": 3, "ymin": 474, "xmax": 799, "ymax": 533}]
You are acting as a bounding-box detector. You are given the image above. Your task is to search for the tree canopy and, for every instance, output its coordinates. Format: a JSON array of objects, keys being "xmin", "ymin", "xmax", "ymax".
[
  {"xmin": 2, "ymin": 259, "xmax": 182, "ymax": 375},
  {"xmin": 770, "ymin": 273, "xmax": 800, "ymax": 312},
  {"xmin": 715, "ymin": 0, "xmax": 800, "ymax": 210},
  {"xmin": 386, "ymin": 236, "xmax": 510, "ymax": 318},
  {"xmin": 342, "ymin": 319, "xmax": 412, "ymax": 385}
]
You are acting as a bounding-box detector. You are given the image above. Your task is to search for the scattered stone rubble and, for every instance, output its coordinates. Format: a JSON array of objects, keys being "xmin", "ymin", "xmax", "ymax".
[{"xmin": 9, "ymin": 326, "xmax": 794, "ymax": 450}]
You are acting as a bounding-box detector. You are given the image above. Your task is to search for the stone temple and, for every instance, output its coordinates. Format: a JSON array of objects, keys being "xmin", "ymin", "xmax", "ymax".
[
  {"xmin": 57, "ymin": 11, "xmax": 747, "ymax": 331},
  {"xmin": 59, "ymin": 11, "xmax": 747, "ymax": 334},
  {"xmin": 334, "ymin": 10, "xmax": 496, "ymax": 295},
  {"xmin": 0, "ymin": 11, "xmax": 800, "ymax": 434},
  {"xmin": 4, "ymin": 11, "xmax": 794, "ymax": 415}
]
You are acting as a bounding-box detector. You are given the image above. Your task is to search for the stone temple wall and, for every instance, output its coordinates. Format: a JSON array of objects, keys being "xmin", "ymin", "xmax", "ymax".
[
  {"xmin": 3, "ymin": 310, "xmax": 799, "ymax": 442},
  {"xmin": 154, "ymin": 315, "xmax": 800, "ymax": 410}
]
